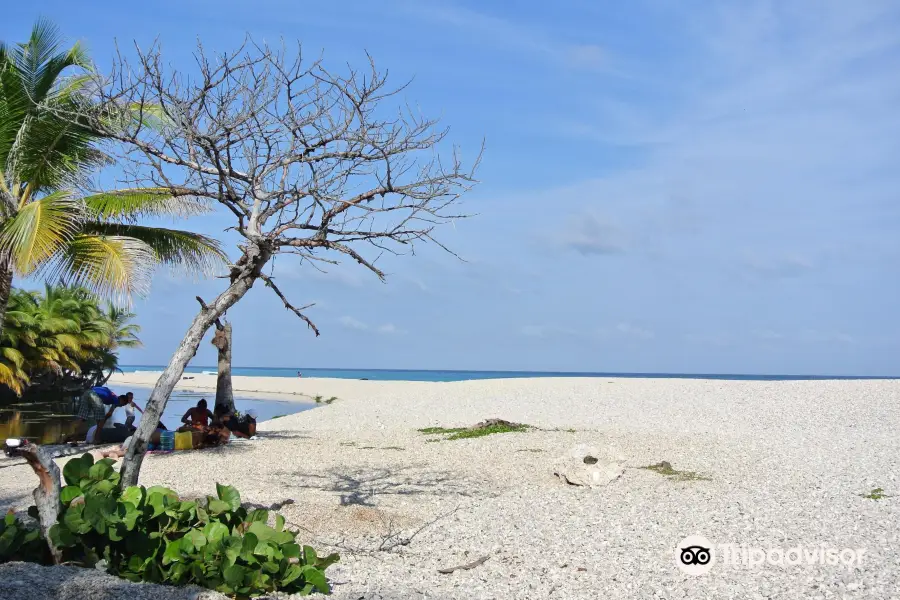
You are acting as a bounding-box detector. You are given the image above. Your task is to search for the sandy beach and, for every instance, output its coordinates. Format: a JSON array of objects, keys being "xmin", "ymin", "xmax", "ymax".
[{"xmin": 2, "ymin": 376, "xmax": 900, "ymax": 599}]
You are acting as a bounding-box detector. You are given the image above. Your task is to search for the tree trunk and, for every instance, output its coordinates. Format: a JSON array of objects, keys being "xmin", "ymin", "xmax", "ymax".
[
  {"xmin": 213, "ymin": 323, "xmax": 234, "ymax": 414},
  {"xmin": 119, "ymin": 246, "xmax": 270, "ymax": 488},
  {"xmin": 13, "ymin": 442, "xmax": 63, "ymax": 564},
  {"xmin": 0, "ymin": 257, "xmax": 15, "ymax": 342}
]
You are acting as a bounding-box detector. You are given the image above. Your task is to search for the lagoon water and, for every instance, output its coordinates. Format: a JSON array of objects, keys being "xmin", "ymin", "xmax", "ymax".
[
  {"xmin": 0, "ymin": 388, "xmax": 315, "ymax": 444},
  {"xmin": 122, "ymin": 365, "xmax": 894, "ymax": 382}
]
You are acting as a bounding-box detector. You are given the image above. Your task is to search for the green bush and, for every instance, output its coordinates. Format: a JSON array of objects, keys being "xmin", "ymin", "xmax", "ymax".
[
  {"xmin": 0, "ymin": 510, "xmax": 48, "ymax": 564},
  {"xmin": 45, "ymin": 453, "xmax": 337, "ymax": 597}
]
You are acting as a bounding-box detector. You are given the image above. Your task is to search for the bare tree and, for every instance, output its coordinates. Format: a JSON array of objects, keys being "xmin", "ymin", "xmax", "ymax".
[{"xmin": 86, "ymin": 39, "xmax": 480, "ymax": 487}]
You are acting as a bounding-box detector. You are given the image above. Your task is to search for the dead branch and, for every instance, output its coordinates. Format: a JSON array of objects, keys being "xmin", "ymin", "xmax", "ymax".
[
  {"xmin": 259, "ymin": 273, "xmax": 319, "ymax": 336},
  {"xmin": 196, "ymin": 296, "xmax": 224, "ymax": 331},
  {"xmin": 438, "ymin": 555, "xmax": 490, "ymax": 574}
]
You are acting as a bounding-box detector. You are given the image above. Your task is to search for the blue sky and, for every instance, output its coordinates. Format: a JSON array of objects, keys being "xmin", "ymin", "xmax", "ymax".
[{"xmin": 6, "ymin": 0, "xmax": 900, "ymax": 375}]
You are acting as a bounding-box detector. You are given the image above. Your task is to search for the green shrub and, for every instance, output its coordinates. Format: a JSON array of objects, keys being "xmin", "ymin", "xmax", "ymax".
[
  {"xmin": 47, "ymin": 453, "xmax": 337, "ymax": 597},
  {"xmin": 0, "ymin": 510, "xmax": 48, "ymax": 564}
]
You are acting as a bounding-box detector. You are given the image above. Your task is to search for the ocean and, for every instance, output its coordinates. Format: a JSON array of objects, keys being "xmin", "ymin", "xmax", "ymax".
[{"xmin": 120, "ymin": 366, "xmax": 894, "ymax": 382}]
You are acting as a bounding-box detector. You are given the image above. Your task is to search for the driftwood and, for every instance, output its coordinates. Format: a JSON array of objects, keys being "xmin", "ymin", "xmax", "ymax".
[
  {"xmin": 437, "ymin": 554, "xmax": 490, "ymax": 574},
  {"xmin": 7, "ymin": 441, "xmax": 62, "ymax": 563}
]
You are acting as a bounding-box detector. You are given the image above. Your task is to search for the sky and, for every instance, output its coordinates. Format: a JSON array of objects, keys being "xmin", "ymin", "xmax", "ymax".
[{"xmin": 5, "ymin": 0, "xmax": 900, "ymax": 375}]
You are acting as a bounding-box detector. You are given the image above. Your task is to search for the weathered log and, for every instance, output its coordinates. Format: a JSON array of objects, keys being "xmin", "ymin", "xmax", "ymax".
[{"xmin": 8, "ymin": 441, "xmax": 62, "ymax": 564}]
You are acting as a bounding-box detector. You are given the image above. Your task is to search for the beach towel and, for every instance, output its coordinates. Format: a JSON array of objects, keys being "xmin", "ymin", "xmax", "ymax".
[{"xmin": 174, "ymin": 431, "xmax": 194, "ymax": 451}]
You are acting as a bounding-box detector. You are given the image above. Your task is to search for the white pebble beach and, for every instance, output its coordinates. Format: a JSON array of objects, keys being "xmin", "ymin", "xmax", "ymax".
[{"xmin": 2, "ymin": 374, "xmax": 899, "ymax": 599}]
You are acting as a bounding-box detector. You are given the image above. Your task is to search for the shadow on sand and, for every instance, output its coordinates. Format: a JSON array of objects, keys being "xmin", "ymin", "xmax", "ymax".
[{"xmin": 279, "ymin": 464, "xmax": 493, "ymax": 507}]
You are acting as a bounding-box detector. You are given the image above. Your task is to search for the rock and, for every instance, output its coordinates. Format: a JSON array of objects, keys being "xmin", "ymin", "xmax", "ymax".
[{"xmin": 553, "ymin": 444, "xmax": 626, "ymax": 488}]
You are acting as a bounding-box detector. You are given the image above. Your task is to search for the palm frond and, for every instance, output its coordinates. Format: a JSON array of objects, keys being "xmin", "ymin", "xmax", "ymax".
[
  {"xmin": 82, "ymin": 222, "xmax": 227, "ymax": 276},
  {"xmin": 0, "ymin": 190, "xmax": 82, "ymax": 274},
  {"xmin": 82, "ymin": 187, "xmax": 214, "ymax": 222},
  {"xmin": 40, "ymin": 234, "xmax": 155, "ymax": 303}
]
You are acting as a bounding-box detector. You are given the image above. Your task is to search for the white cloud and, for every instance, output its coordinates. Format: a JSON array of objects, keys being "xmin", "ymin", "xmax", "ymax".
[
  {"xmin": 530, "ymin": 1, "xmax": 900, "ymax": 269},
  {"xmin": 558, "ymin": 213, "xmax": 628, "ymax": 256},
  {"xmin": 401, "ymin": 2, "xmax": 608, "ymax": 72},
  {"xmin": 741, "ymin": 254, "xmax": 815, "ymax": 280},
  {"xmin": 598, "ymin": 322, "xmax": 654, "ymax": 340},
  {"xmin": 338, "ymin": 316, "xmax": 369, "ymax": 331},
  {"xmin": 519, "ymin": 325, "xmax": 578, "ymax": 338},
  {"xmin": 339, "ymin": 316, "xmax": 406, "ymax": 335}
]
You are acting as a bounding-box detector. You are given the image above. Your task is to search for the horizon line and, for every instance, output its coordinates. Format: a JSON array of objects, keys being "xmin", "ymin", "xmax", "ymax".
[{"xmin": 119, "ymin": 365, "xmax": 900, "ymax": 379}]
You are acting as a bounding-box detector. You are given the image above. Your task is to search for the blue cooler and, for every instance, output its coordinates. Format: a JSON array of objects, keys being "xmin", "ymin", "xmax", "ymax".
[{"xmin": 159, "ymin": 431, "xmax": 175, "ymax": 452}]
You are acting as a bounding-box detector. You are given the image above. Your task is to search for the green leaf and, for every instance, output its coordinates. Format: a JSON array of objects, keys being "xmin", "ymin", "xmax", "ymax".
[
  {"xmin": 303, "ymin": 545, "xmax": 318, "ymax": 565},
  {"xmin": 215, "ymin": 483, "xmax": 241, "ymax": 511},
  {"xmin": 59, "ymin": 485, "xmax": 82, "ymax": 504},
  {"xmin": 146, "ymin": 492, "xmax": 166, "ymax": 518},
  {"xmin": 89, "ymin": 457, "xmax": 116, "ymax": 478},
  {"xmin": 146, "ymin": 485, "xmax": 177, "ymax": 501},
  {"xmin": 223, "ymin": 564, "xmax": 245, "ymax": 586},
  {"xmin": 247, "ymin": 521, "xmax": 275, "ymax": 542},
  {"xmin": 203, "ymin": 522, "xmax": 228, "ymax": 544},
  {"xmin": 275, "ymin": 513, "xmax": 285, "ymax": 531},
  {"xmin": 281, "ymin": 564, "xmax": 303, "ymax": 585},
  {"xmin": 240, "ymin": 532, "xmax": 258, "ymax": 561},
  {"xmin": 120, "ymin": 504, "xmax": 140, "ymax": 530},
  {"xmin": 62, "ymin": 502, "xmax": 91, "ymax": 535},
  {"xmin": 222, "ymin": 535, "xmax": 242, "ymax": 566},
  {"xmin": 120, "ymin": 486, "xmax": 144, "ymax": 508},
  {"xmin": 162, "ymin": 539, "xmax": 183, "ymax": 565},
  {"xmin": 62, "ymin": 454, "xmax": 93, "ymax": 486},
  {"xmin": 49, "ymin": 523, "xmax": 76, "ymax": 548},
  {"xmin": 207, "ymin": 499, "xmax": 229, "ymax": 515},
  {"xmin": 90, "ymin": 479, "xmax": 115, "ymax": 495},
  {"xmin": 318, "ymin": 552, "xmax": 341, "ymax": 570},
  {"xmin": 107, "ymin": 524, "xmax": 125, "ymax": 542},
  {"xmin": 247, "ymin": 508, "xmax": 268, "ymax": 523},
  {"xmin": 301, "ymin": 566, "xmax": 330, "ymax": 594},
  {"xmin": 281, "ymin": 543, "xmax": 301, "ymax": 559},
  {"xmin": 183, "ymin": 529, "xmax": 206, "ymax": 551},
  {"xmin": 262, "ymin": 560, "xmax": 280, "ymax": 574}
]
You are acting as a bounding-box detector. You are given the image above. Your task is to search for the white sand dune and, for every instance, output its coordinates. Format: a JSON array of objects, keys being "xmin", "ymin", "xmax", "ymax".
[{"xmin": 2, "ymin": 376, "xmax": 899, "ymax": 599}]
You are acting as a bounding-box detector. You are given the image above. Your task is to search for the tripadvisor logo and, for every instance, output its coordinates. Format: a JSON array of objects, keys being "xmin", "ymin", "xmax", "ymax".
[{"xmin": 675, "ymin": 535, "xmax": 866, "ymax": 575}]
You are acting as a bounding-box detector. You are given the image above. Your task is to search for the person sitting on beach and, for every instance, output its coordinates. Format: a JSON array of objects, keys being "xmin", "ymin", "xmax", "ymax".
[
  {"xmin": 213, "ymin": 405, "xmax": 257, "ymax": 439},
  {"xmin": 181, "ymin": 399, "xmax": 214, "ymax": 430}
]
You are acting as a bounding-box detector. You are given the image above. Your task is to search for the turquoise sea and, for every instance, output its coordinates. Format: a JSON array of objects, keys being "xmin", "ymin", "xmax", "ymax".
[{"xmin": 121, "ymin": 366, "xmax": 894, "ymax": 382}]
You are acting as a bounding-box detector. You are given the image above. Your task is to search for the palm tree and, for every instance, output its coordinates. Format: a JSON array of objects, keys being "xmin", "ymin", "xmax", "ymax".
[
  {"xmin": 0, "ymin": 283, "xmax": 143, "ymax": 392},
  {"xmin": 0, "ymin": 19, "xmax": 226, "ymax": 338}
]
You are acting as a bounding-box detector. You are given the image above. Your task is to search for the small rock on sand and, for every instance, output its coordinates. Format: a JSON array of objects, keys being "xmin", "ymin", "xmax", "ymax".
[{"xmin": 553, "ymin": 443, "xmax": 626, "ymax": 488}]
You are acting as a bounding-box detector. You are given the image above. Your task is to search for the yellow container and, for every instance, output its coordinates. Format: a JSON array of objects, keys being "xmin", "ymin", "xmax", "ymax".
[{"xmin": 174, "ymin": 431, "xmax": 194, "ymax": 451}]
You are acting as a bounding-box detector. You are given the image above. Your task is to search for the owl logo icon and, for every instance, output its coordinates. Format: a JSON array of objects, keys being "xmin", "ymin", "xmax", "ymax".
[{"xmin": 676, "ymin": 535, "xmax": 715, "ymax": 575}]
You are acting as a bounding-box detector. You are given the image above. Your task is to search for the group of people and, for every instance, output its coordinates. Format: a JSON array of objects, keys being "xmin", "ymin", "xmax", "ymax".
[
  {"xmin": 175, "ymin": 398, "xmax": 257, "ymax": 448},
  {"xmin": 70, "ymin": 387, "xmax": 256, "ymax": 452}
]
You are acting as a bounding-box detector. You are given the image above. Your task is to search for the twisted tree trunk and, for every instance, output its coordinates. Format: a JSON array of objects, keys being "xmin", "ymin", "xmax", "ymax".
[
  {"xmin": 212, "ymin": 322, "xmax": 234, "ymax": 414},
  {"xmin": 119, "ymin": 246, "xmax": 270, "ymax": 487},
  {"xmin": 12, "ymin": 441, "xmax": 63, "ymax": 564}
]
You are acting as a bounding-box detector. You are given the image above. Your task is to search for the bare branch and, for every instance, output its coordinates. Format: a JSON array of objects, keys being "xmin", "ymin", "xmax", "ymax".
[{"xmin": 259, "ymin": 273, "xmax": 320, "ymax": 336}]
